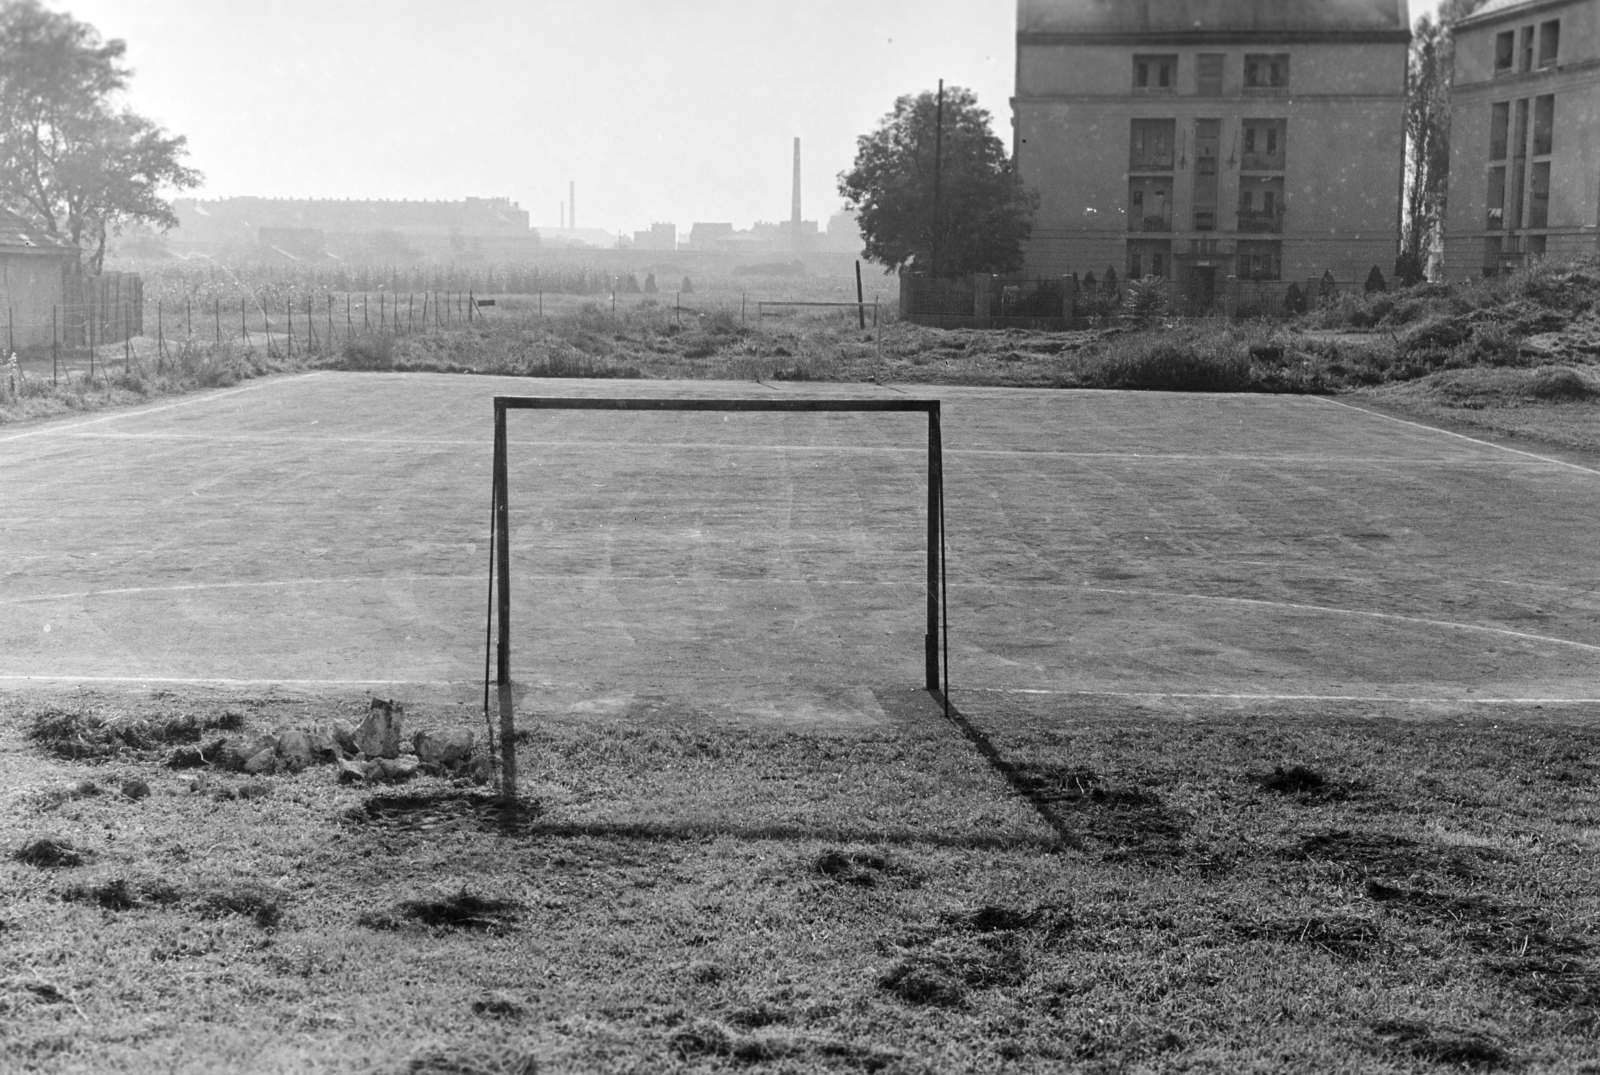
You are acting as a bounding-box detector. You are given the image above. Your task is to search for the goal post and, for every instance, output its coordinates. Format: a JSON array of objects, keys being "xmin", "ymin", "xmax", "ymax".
[{"xmin": 484, "ymin": 395, "xmax": 949, "ymax": 802}]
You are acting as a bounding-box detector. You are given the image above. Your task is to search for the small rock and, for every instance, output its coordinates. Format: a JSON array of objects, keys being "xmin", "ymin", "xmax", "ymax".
[
  {"xmin": 210, "ymin": 784, "xmax": 238, "ymax": 802},
  {"xmin": 237, "ymin": 782, "xmax": 271, "ymax": 800},
  {"xmin": 181, "ymin": 773, "xmax": 211, "ymax": 795},
  {"xmin": 120, "ymin": 778, "xmax": 151, "ymax": 801},
  {"xmin": 302, "ymin": 725, "xmax": 337, "ymax": 759},
  {"xmin": 464, "ymin": 756, "xmax": 494, "ymax": 785},
  {"xmin": 71, "ymin": 780, "xmax": 100, "ymax": 798},
  {"xmin": 336, "ymin": 755, "xmax": 367, "ymax": 785},
  {"xmin": 329, "ymin": 721, "xmax": 359, "ymax": 754},
  {"xmin": 220, "ymin": 734, "xmax": 278, "ymax": 772},
  {"xmin": 276, "ymin": 729, "xmax": 315, "ymax": 771},
  {"xmin": 243, "ymin": 748, "xmax": 279, "ymax": 776},
  {"xmin": 357, "ymin": 699, "xmax": 404, "ymax": 759},
  {"xmin": 371, "ymin": 756, "xmax": 420, "ymax": 783},
  {"xmin": 414, "ymin": 728, "xmax": 474, "ymax": 768}
]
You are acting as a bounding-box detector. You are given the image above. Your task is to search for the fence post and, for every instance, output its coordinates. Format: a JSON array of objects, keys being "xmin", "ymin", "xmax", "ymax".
[
  {"xmin": 855, "ymin": 261, "xmax": 866, "ymax": 330},
  {"xmin": 364, "ymin": 294, "xmax": 370, "ymax": 333}
]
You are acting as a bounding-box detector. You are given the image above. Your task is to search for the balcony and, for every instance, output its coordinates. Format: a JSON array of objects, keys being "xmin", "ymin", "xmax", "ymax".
[
  {"xmin": 1238, "ymin": 210, "xmax": 1285, "ymax": 234},
  {"xmin": 1240, "ymin": 151, "xmax": 1285, "ymax": 172},
  {"xmin": 1129, "ymin": 153, "xmax": 1174, "ymax": 172},
  {"xmin": 1130, "ymin": 215, "xmax": 1173, "ymax": 233}
]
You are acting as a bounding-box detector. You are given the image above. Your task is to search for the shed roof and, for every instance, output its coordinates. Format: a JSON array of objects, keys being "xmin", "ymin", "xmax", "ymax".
[
  {"xmin": 1019, "ymin": 0, "xmax": 1411, "ymax": 35},
  {"xmin": 0, "ymin": 208, "xmax": 77, "ymax": 253}
]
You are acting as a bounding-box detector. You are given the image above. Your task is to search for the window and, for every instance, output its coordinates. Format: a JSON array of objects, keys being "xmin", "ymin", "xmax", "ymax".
[
  {"xmin": 1197, "ymin": 54, "xmax": 1224, "ymax": 96},
  {"xmin": 1192, "ymin": 118, "xmax": 1219, "ymax": 230},
  {"xmin": 1495, "ymin": 31, "xmax": 1515, "ymax": 73},
  {"xmin": 1487, "ymin": 167, "xmax": 1506, "ymax": 229},
  {"xmin": 1489, "ymin": 102, "xmax": 1510, "ymax": 160},
  {"xmin": 1134, "ymin": 55, "xmax": 1177, "ymax": 92},
  {"xmin": 1241, "ymin": 119, "xmax": 1287, "ymax": 170},
  {"xmin": 1539, "ymin": 20, "xmax": 1560, "ymax": 67},
  {"xmin": 1529, "ymin": 161, "xmax": 1550, "ymax": 228},
  {"xmin": 1533, "ymin": 94, "xmax": 1554, "ymax": 155},
  {"xmin": 1129, "ymin": 252, "xmax": 1142, "ymax": 279},
  {"xmin": 1244, "ymin": 54, "xmax": 1289, "ymax": 91},
  {"xmin": 1520, "ymin": 26, "xmax": 1535, "ymax": 72},
  {"xmin": 1130, "ymin": 119, "xmax": 1176, "ymax": 170},
  {"xmin": 1236, "ymin": 240, "xmax": 1281, "ymax": 281},
  {"xmin": 1514, "ymin": 98, "xmax": 1529, "ymax": 158}
]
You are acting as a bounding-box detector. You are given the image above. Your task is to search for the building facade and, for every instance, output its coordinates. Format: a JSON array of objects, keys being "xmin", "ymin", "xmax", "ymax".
[
  {"xmin": 1443, "ymin": 0, "xmax": 1600, "ymax": 276},
  {"xmin": 0, "ymin": 208, "xmax": 79, "ymax": 351},
  {"xmin": 1014, "ymin": 0, "xmax": 1411, "ymax": 312}
]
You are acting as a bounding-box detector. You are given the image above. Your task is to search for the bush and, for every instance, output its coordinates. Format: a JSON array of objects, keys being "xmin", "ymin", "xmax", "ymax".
[
  {"xmin": 1082, "ymin": 336, "xmax": 1254, "ymax": 392},
  {"xmin": 1365, "ymin": 266, "xmax": 1388, "ymax": 295},
  {"xmin": 1123, "ymin": 276, "xmax": 1168, "ymax": 326},
  {"xmin": 340, "ymin": 335, "xmax": 395, "ymax": 370}
]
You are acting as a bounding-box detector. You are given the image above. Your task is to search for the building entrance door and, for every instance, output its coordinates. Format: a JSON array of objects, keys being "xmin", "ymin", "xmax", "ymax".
[{"xmin": 1187, "ymin": 267, "xmax": 1218, "ymax": 314}]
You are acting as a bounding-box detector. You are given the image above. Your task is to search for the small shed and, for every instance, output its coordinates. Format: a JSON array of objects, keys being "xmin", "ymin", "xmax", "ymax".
[{"xmin": 0, "ymin": 208, "xmax": 79, "ymax": 352}]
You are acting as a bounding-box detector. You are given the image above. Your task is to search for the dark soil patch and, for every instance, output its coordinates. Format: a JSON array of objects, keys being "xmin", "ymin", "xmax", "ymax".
[
  {"xmin": 365, "ymin": 890, "xmax": 521, "ymax": 934},
  {"xmin": 60, "ymin": 876, "xmax": 183, "ymax": 912},
  {"xmin": 343, "ymin": 791, "xmax": 540, "ymax": 835},
  {"xmin": 878, "ymin": 941, "xmax": 1029, "ymax": 1007},
  {"xmin": 194, "ymin": 882, "xmax": 285, "ymax": 929},
  {"xmin": 1237, "ymin": 915, "xmax": 1381, "ymax": 959},
  {"xmin": 469, "ymin": 994, "xmax": 524, "ymax": 1019},
  {"xmin": 939, "ymin": 904, "xmax": 1070, "ymax": 935},
  {"xmin": 1370, "ymin": 1020, "xmax": 1509, "ymax": 1068},
  {"xmin": 813, "ymin": 848, "xmax": 896, "ymax": 888},
  {"xmin": 29, "ymin": 708, "xmax": 243, "ymax": 762},
  {"xmin": 14, "ymin": 838, "xmax": 86, "ymax": 869},
  {"xmin": 1251, "ymin": 764, "xmax": 1349, "ymax": 801}
]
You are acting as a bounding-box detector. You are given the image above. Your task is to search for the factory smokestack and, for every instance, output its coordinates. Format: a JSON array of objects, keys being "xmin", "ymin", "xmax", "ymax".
[
  {"xmin": 791, "ymin": 138, "xmax": 801, "ymax": 225},
  {"xmin": 570, "ymin": 181, "xmax": 576, "ymax": 230}
]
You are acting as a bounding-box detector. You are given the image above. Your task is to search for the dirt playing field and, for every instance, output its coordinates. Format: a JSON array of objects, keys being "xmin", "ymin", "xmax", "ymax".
[{"xmin": 5, "ymin": 370, "xmax": 1600, "ymax": 721}]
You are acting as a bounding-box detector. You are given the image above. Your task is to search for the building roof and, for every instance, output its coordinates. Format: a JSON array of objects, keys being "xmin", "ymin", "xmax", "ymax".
[
  {"xmin": 0, "ymin": 208, "xmax": 77, "ymax": 253},
  {"xmin": 1019, "ymin": 0, "xmax": 1411, "ymax": 35},
  {"xmin": 1458, "ymin": 0, "xmax": 1562, "ymax": 25}
]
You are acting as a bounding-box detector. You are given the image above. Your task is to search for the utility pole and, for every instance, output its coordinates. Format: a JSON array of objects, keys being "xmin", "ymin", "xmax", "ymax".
[{"xmin": 933, "ymin": 78, "xmax": 944, "ymax": 279}]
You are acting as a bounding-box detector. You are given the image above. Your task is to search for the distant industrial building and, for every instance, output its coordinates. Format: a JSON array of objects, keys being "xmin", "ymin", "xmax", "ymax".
[
  {"xmin": 1013, "ymin": 0, "xmax": 1410, "ymax": 312},
  {"xmin": 1443, "ymin": 0, "xmax": 1600, "ymax": 275},
  {"xmin": 170, "ymin": 196, "xmax": 540, "ymax": 260},
  {"xmin": 630, "ymin": 223, "xmax": 678, "ymax": 251}
]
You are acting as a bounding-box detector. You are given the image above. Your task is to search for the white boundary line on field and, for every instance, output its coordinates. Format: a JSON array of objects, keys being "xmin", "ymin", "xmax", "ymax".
[
  {"xmin": 39, "ymin": 430, "xmax": 1546, "ymax": 467},
  {"xmin": 0, "ymin": 372, "xmax": 324, "ymax": 445},
  {"xmin": 1083, "ymin": 585, "xmax": 1600, "ymax": 654},
  {"xmin": 963, "ymin": 687, "xmax": 1600, "ymax": 705},
  {"xmin": 10, "ymin": 575, "xmax": 1600, "ymax": 657},
  {"xmin": 1320, "ymin": 396, "xmax": 1600, "ymax": 479}
]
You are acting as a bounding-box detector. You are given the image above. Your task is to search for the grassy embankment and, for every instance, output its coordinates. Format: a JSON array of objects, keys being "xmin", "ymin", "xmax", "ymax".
[
  {"xmin": 6, "ymin": 258, "xmax": 1600, "ymax": 453},
  {"xmin": 3, "ymin": 692, "xmax": 1599, "ymax": 1072}
]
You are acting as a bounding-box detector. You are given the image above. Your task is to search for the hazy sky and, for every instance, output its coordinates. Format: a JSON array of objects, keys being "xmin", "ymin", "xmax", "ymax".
[{"xmin": 57, "ymin": 1, "xmax": 1440, "ymax": 236}]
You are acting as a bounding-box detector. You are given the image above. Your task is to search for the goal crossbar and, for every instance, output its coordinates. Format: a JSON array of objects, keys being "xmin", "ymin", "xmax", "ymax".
[{"xmin": 485, "ymin": 395, "xmax": 948, "ymax": 801}]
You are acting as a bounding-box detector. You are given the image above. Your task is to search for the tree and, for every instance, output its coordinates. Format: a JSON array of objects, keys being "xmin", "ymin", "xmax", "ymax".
[
  {"xmin": 1400, "ymin": 1, "xmax": 1486, "ymax": 283},
  {"xmin": 838, "ymin": 85, "xmax": 1035, "ymax": 277},
  {"xmin": 0, "ymin": 0, "xmax": 200, "ymax": 272}
]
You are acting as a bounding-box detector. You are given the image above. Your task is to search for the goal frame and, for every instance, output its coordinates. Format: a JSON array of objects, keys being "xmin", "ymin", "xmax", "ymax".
[{"xmin": 484, "ymin": 395, "xmax": 949, "ymax": 801}]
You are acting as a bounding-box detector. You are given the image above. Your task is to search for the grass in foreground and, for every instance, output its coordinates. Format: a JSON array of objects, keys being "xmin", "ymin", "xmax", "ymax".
[{"xmin": 2, "ymin": 690, "xmax": 1598, "ymax": 1072}]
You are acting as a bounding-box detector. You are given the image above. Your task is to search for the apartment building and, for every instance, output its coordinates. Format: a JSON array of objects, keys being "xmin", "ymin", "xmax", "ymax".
[
  {"xmin": 1014, "ymin": 0, "xmax": 1411, "ymax": 312},
  {"xmin": 1443, "ymin": 0, "xmax": 1600, "ymax": 275}
]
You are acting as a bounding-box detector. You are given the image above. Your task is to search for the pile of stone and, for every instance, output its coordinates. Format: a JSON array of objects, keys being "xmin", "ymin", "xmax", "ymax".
[{"xmin": 199, "ymin": 699, "xmax": 489, "ymax": 785}]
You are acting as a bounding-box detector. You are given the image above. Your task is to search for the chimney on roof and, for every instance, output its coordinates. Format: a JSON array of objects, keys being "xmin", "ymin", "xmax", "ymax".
[{"xmin": 791, "ymin": 138, "xmax": 802, "ymax": 225}]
